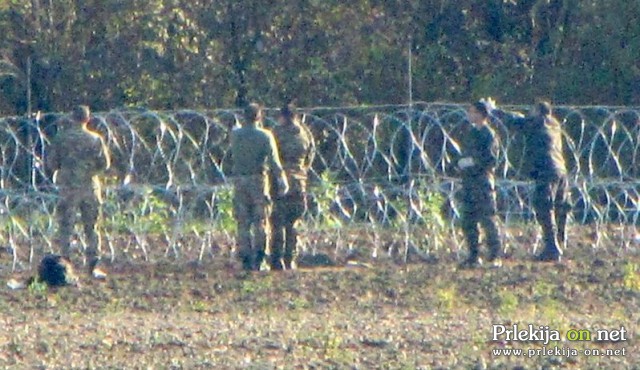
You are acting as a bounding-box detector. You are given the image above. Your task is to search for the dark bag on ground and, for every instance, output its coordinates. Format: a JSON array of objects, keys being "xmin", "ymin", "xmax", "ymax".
[{"xmin": 38, "ymin": 254, "xmax": 78, "ymax": 287}]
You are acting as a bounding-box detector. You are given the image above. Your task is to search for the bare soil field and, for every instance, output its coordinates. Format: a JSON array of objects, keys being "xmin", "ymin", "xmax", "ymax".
[{"xmin": 1, "ymin": 227, "xmax": 639, "ymax": 369}]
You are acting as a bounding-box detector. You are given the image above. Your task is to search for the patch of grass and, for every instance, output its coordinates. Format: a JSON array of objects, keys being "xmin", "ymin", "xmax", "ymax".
[
  {"xmin": 307, "ymin": 329, "xmax": 353, "ymax": 366},
  {"xmin": 103, "ymin": 187, "xmax": 173, "ymax": 235},
  {"xmin": 102, "ymin": 297, "xmax": 124, "ymax": 313},
  {"xmin": 514, "ymin": 303, "xmax": 538, "ymax": 323},
  {"xmin": 287, "ymin": 297, "xmax": 311, "ymax": 310},
  {"xmin": 190, "ymin": 300, "xmax": 208, "ymax": 313},
  {"xmin": 8, "ymin": 336, "xmax": 23, "ymax": 357},
  {"xmin": 240, "ymin": 276, "xmax": 273, "ymax": 296},
  {"xmin": 213, "ymin": 186, "xmax": 236, "ymax": 234},
  {"xmin": 536, "ymin": 297, "xmax": 569, "ymax": 332},
  {"xmin": 435, "ymin": 285, "xmax": 457, "ymax": 312},
  {"xmin": 497, "ymin": 289, "xmax": 519, "ymax": 317},
  {"xmin": 28, "ymin": 278, "xmax": 48, "ymax": 297},
  {"xmin": 623, "ymin": 262, "xmax": 640, "ymax": 291},
  {"xmin": 310, "ymin": 172, "xmax": 344, "ymax": 230},
  {"xmin": 532, "ymin": 279, "xmax": 554, "ymax": 298},
  {"xmin": 35, "ymin": 339, "xmax": 50, "ymax": 355}
]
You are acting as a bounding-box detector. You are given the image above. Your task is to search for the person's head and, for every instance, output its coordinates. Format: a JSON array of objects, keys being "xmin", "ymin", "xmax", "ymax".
[
  {"xmin": 71, "ymin": 105, "xmax": 91, "ymax": 124},
  {"xmin": 279, "ymin": 101, "xmax": 298, "ymax": 125},
  {"xmin": 467, "ymin": 100, "xmax": 490, "ymax": 125},
  {"xmin": 243, "ymin": 102, "xmax": 263, "ymax": 125},
  {"xmin": 532, "ymin": 100, "xmax": 552, "ymax": 117}
]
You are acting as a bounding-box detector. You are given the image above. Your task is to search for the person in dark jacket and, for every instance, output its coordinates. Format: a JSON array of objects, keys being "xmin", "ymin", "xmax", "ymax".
[
  {"xmin": 490, "ymin": 99, "xmax": 569, "ymax": 262},
  {"xmin": 457, "ymin": 100, "xmax": 503, "ymax": 268}
]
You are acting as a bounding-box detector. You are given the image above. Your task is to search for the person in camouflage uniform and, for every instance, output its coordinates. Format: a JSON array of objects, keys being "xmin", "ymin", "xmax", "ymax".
[
  {"xmin": 457, "ymin": 100, "xmax": 503, "ymax": 268},
  {"xmin": 47, "ymin": 105, "xmax": 111, "ymax": 273},
  {"xmin": 269, "ymin": 102, "xmax": 315, "ymax": 270},
  {"xmin": 231, "ymin": 103, "xmax": 288, "ymax": 271},
  {"xmin": 492, "ymin": 100, "xmax": 568, "ymax": 262}
]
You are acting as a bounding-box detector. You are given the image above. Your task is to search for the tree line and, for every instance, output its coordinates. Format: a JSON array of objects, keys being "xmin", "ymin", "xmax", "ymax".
[{"xmin": 0, "ymin": 0, "xmax": 638, "ymax": 116}]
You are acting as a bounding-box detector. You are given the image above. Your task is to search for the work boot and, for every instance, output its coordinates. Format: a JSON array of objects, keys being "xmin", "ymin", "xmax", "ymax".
[
  {"xmin": 241, "ymin": 257, "xmax": 254, "ymax": 271},
  {"xmin": 88, "ymin": 257, "xmax": 108, "ymax": 279},
  {"xmin": 87, "ymin": 256, "xmax": 100, "ymax": 275},
  {"xmin": 38, "ymin": 254, "xmax": 79, "ymax": 287},
  {"xmin": 458, "ymin": 254, "xmax": 482, "ymax": 269},
  {"xmin": 283, "ymin": 257, "xmax": 297, "ymax": 270},
  {"xmin": 486, "ymin": 247, "xmax": 503, "ymax": 268},
  {"xmin": 486, "ymin": 253, "xmax": 503, "ymax": 268},
  {"xmin": 253, "ymin": 251, "xmax": 266, "ymax": 271},
  {"xmin": 537, "ymin": 222, "xmax": 562, "ymax": 262},
  {"xmin": 534, "ymin": 247, "xmax": 562, "ymax": 262},
  {"xmin": 270, "ymin": 257, "xmax": 285, "ymax": 271}
]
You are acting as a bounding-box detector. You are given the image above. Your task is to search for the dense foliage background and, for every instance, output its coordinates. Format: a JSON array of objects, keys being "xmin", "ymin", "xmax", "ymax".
[{"xmin": 0, "ymin": 0, "xmax": 638, "ymax": 115}]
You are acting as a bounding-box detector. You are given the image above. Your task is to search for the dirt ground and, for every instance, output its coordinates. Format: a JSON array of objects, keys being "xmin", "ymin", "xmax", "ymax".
[{"xmin": 1, "ymin": 227, "xmax": 639, "ymax": 369}]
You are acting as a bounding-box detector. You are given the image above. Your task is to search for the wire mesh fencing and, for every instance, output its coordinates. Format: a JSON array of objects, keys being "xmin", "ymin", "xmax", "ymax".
[{"xmin": 1, "ymin": 103, "xmax": 639, "ymax": 270}]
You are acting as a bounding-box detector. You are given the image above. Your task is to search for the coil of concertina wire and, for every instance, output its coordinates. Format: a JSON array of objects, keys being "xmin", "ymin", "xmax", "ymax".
[{"xmin": 1, "ymin": 103, "xmax": 639, "ymax": 270}]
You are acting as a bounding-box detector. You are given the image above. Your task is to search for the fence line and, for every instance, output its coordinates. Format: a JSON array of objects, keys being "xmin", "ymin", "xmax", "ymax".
[{"xmin": 1, "ymin": 104, "xmax": 639, "ymax": 270}]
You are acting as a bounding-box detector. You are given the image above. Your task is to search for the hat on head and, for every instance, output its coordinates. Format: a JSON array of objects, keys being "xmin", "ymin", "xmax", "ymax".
[{"xmin": 473, "ymin": 100, "xmax": 490, "ymax": 118}]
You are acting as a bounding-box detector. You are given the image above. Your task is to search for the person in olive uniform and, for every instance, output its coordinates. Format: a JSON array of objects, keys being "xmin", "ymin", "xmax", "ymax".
[
  {"xmin": 269, "ymin": 102, "xmax": 315, "ymax": 270},
  {"xmin": 231, "ymin": 103, "xmax": 288, "ymax": 271},
  {"xmin": 47, "ymin": 105, "xmax": 111, "ymax": 273},
  {"xmin": 457, "ymin": 100, "xmax": 503, "ymax": 268},
  {"xmin": 491, "ymin": 100, "xmax": 568, "ymax": 262}
]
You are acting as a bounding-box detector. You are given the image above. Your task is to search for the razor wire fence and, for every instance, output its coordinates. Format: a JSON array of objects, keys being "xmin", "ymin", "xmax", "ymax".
[{"xmin": 1, "ymin": 103, "xmax": 639, "ymax": 269}]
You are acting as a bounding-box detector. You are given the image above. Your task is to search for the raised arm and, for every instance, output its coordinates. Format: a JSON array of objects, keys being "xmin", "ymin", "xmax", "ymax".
[
  {"xmin": 492, "ymin": 109, "xmax": 527, "ymax": 130},
  {"xmin": 480, "ymin": 97, "xmax": 527, "ymax": 130}
]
